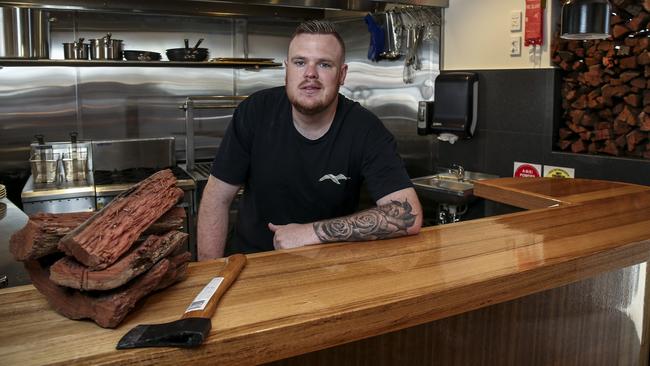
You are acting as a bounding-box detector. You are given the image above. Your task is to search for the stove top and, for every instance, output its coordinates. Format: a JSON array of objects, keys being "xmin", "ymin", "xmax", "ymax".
[{"xmin": 93, "ymin": 166, "xmax": 193, "ymax": 186}]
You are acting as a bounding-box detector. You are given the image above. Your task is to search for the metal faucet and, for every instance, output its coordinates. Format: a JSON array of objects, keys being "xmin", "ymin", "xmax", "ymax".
[{"xmin": 450, "ymin": 164, "xmax": 465, "ymax": 180}]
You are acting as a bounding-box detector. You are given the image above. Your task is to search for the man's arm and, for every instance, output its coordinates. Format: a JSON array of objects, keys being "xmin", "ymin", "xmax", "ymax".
[
  {"xmin": 269, "ymin": 187, "xmax": 422, "ymax": 250},
  {"xmin": 197, "ymin": 175, "xmax": 241, "ymax": 260}
]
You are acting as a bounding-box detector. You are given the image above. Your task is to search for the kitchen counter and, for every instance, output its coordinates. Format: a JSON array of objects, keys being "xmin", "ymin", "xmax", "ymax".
[{"xmin": 1, "ymin": 177, "xmax": 650, "ymax": 365}]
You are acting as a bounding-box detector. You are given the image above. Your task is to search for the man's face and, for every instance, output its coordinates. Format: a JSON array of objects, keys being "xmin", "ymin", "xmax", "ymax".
[{"xmin": 285, "ymin": 33, "xmax": 348, "ymax": 116}]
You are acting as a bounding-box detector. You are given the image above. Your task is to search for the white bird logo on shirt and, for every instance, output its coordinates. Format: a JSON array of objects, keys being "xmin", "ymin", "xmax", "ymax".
[{"xmin": 319, "ymin": 174, "xmax": 350, "ymax": 185}]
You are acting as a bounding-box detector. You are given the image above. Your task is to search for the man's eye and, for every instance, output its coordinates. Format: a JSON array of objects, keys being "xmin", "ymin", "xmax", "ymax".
[
  {"xmin": 319, "ymin": 63, "xmax": 331, "ymax": 68},
  {"xmin": 293, "ymin": 60, "xmax": 304, "ymax": 66}
]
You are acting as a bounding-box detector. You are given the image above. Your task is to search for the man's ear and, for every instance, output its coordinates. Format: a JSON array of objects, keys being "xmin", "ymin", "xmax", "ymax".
[{"xmin": 339, "ymin": 63, "xmax": 348, "ymax": 86}]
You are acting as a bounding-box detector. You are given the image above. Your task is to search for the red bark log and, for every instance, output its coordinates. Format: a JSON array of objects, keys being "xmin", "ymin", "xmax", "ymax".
[
  {"xmin": 612, "ymin": 24, "xmax": 632, "ymax": 39},
  {"xmin": 10, "ymin": 207, "xmax": 185, "ymax": 262},
  {"xmin": 620, "ymin": 71, "xmax": 640, "ymax": 82},
  {"xmin": 614, "ymin": 119, "xmax": 633, "ymax": 135},
  {"xmin": 558, "ymin": 140, "xmax": 574, "ymax": 150},
  {"xmin": 629, "ymin": 12, "xmax": 650, "ymax": 31},
  {"xmin": 638, "ymin": 50, "xmax": 650, "ymax": 66},
  {"xmin": 50, "ymin": 231, "xmax": 188, "ymax": 290},
  {"xmin": 616, "ymin": 105, "xmax": 640, "ymax": 126},
  {"xmin": 624, "ymin": 93, "xmax": 642, "ymax": 107},
  {"xmin": 559, "ymin": 128, "xmax": 574, "ymax": 140},
  {"xmin": 592, "ymin": 129, "xmax": 614, "ymax": 141},
  {"xmin": 571, "ymin": 139, "xmax": 588, "ymax": 153},
  {"xmin": 602, "ymin": 140, "xmax": 621, "ymax": 156},
  {"xmin": 58, "ymin": 169, "xmax": 184, "ymax": 270},
  {"xmin": 9, "ymin": 212, "xmax": 92, "ymax": 261},
  {"xmin": 620, "ymin": 56, "xmax": 638, "ymax": 69},
  {"xmin": 626, "ymin": 130, "xmax": 647, "ymax": 151},
  {"xmin": 640, "ymin": 112, "xmax": 650, "ymax": 131},
  {"xmin": 24, "ymin": 251, "xmax": 190, "ymax": 328}
]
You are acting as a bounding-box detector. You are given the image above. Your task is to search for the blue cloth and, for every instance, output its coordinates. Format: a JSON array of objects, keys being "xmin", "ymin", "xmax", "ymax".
[{"xmin": 364, "ymin": 14, "xmax": 385, "ymax": 62}]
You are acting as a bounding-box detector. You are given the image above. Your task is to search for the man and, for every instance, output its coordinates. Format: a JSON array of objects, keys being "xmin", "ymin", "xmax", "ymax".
[{"xmin": 198, "ymin": 20, "xmax": 421, "ymax": 259}]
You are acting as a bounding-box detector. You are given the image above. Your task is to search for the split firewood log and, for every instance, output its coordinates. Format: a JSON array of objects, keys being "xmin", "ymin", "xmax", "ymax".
[
  {"xmin": 24, "ymin": 251, "xmax": 191, "ymax": 328},
  {"xmin": 49, "ymin": 231, "xmax": 188, "ymax": 290},
  {"xmin": 10, "ymin": 207, "xmax": 185, "ymax": 262},
  {"xmin": 10, "ymin": 212, "xmax": 92, "ymax": 261},
  {"xmin": 58, "ymin": 169, "xmax": 184, "ymax": 270}
]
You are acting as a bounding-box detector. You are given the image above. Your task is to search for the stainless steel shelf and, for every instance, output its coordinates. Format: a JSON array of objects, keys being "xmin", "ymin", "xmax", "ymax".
[{"xmin": 0, "ymin": 59, "xmax": 283, "ymax": 68}]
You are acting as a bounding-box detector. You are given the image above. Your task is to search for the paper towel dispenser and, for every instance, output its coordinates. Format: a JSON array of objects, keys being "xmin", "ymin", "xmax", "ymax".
[{"xmin": 427, "ymin": 72, "xmax": 479, "ymax": 142}]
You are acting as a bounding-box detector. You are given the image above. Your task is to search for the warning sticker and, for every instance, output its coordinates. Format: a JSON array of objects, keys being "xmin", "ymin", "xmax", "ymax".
[
  {"xmin": 185, "ymin": 277, "xmax": 224, "ymax": 313},
  {"xmin": 513, "ymin": 162, "xmax": 542, "ymax": 178},
  {"xmin": 543, "ymin": 165, "xmax": 575, "ymax": 178}
]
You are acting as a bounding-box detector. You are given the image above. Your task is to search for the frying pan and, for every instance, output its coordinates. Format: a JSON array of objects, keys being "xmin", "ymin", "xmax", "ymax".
[
  {"xmin": 123, "ymin": 50, "xmax": 162, "ymax": 61},
  {"xmin": 166, "ymin": 48, "xmax": 208, "ymax": 61},
  {"xmin": 166, "ymin": 38, "xmax": 208, "ymax": 62}
]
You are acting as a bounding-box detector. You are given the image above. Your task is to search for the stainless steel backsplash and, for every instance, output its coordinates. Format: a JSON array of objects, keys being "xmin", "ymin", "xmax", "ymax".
[{"xmin": 0, "ymin": 11, "xmax": 439, "ymax": 178}]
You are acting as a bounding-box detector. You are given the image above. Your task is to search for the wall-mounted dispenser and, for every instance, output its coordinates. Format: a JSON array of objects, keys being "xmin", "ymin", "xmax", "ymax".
[{"xmin": 417, "ymin": 72, "xmax": 479, "ymax": 144}]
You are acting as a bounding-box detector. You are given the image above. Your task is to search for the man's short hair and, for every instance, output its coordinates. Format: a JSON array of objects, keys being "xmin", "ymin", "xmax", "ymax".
[{"xmin": 291, "ymin": 20, "xmax": 346, "ymax": 60}]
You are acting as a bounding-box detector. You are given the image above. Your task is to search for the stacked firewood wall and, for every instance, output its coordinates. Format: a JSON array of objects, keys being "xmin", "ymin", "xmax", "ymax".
[{"xmin": 552, "ymin": 0, "xmax": 650, "ymax": 158}]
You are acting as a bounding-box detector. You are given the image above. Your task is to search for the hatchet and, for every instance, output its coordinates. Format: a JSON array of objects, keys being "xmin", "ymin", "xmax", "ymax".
[{"xmin": 116, "ymin": 253, "xmax": 247, "ymax": 349}]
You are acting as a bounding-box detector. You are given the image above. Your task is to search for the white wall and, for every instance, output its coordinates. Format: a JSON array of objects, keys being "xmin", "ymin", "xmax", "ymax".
[{"xmin": 443, "ymin": 0, "xmax": 560, "ymax": 70}]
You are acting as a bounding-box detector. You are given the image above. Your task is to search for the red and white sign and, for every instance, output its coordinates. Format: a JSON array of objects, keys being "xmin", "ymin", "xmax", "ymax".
[{"xmin": 513, "ymin": 162, "xmax": 542, "ymax": 178}]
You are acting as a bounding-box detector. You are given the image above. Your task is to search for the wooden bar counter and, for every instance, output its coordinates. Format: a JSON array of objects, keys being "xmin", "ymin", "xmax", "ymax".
[{"xmin": 1, "ymin": 177, "xmax": 650, "ymax": 365}]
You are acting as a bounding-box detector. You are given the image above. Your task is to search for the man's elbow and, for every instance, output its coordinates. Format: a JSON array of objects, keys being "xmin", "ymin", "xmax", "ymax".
[{"xmin": 406, "ymin": 215, "xmax": 422, "ymax": 236}]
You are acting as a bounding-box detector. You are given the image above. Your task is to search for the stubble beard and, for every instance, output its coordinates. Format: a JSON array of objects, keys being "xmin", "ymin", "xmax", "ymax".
[{"xmin": 287, "ymin": 82, "xmax": 340, "ymax": 116}]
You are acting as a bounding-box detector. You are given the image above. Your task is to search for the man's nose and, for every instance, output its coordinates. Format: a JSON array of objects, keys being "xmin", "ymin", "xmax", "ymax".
[{"xmin": 304, "ymin": 63, "xmax": 318, "ymax": 78}]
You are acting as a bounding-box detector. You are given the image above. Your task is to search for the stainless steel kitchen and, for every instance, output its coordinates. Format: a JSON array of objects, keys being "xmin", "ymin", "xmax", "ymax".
[{"xmin": 1, "ymin": 0, "xmax": 650, "ymax": 365}]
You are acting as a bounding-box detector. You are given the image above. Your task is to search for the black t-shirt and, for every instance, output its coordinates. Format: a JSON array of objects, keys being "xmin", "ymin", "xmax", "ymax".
[{"xmin": 210, "ymin": 86, "xmax": 412, "ymax": 254}]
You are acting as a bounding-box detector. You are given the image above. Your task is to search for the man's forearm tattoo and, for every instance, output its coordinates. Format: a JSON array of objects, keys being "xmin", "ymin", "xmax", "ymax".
[{"xmin": 313, "ymin": 199, "xmax": 417, "ymax": 242}]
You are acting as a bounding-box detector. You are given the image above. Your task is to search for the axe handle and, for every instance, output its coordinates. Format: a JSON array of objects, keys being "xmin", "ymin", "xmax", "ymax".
[{"xmin": 182, "ymin": 253, "xmax": 247, "ymax": 319}]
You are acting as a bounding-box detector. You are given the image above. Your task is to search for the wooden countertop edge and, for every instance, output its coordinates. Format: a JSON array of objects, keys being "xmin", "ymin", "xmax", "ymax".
[
  {"xmin": 474, "ymin": 177, "xmax": 650, "ymax": 209},
  {"xmin": 473, "ymin": 180, "xmax": 567, "ymax": 209}
]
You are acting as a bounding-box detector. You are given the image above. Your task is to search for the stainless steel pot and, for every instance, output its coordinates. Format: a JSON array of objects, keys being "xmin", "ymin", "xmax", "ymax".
[
  {"xmin": 63, "ymin": 38, "xmax": 89, "ymax": 60},
  {"xmin": 0, "ymin": 7, "xmax": 51, "ymax": 59},
  {"xmin": 89, "ymin": 33, "xmax": 123, "ymax": 60}
]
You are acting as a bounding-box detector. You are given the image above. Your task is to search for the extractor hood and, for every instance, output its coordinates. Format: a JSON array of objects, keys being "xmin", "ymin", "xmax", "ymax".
[{"xmin": 0, "ymin": 0, "xmax": 448, "ymax": 18}]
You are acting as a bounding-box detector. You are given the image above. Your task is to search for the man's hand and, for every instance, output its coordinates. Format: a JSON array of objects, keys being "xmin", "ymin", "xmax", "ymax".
[{"xmin": 268, "ymin": 223, "xmax": 321, "ymax": 250}]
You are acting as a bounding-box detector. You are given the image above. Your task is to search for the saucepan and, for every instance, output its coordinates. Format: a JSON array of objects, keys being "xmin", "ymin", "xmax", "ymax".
[
  {"xmin": 63, "ymin": 38, "xmax": 90, "ymax": 60},
  {"xmin": 89, "ymin": 33, "xmax": 123, "ymax": 60},
  {"xmin": 166, "ymin": 38, "xmax": 208, "ymax": 62}
]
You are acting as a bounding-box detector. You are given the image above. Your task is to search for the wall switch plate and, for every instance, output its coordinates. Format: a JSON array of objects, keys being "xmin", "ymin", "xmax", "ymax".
[
  {"xmin": 510, "ymin": 10, "xmax": 522, "ymax": 32},
  {"xmin": 510, "ymin": 36, "xmax": 521, "ymax": 56}
]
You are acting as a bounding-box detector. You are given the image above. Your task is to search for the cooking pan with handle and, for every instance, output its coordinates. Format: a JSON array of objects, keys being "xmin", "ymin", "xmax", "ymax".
[
  {"xmin": 165, "ymin": 48, "xmax": 208, "ymax": 61},
  {"xmin": 123, "ymin": 50, "xmax": 162, "ymax": 61},
  {"xmin": 166, "ymin": 38, "xmax": 208, "ymax": 61}
]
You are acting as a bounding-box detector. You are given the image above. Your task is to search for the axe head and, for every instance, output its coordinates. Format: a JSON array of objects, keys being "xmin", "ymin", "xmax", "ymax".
[{"xmin": 116, "ymin": 317, "xmax": 211, "ymax": 349}]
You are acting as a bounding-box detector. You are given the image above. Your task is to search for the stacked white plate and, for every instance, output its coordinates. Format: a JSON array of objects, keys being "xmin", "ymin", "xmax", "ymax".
[{"xmin": 0, "ymin": 184, "xmax": 5, "ymax": 199}]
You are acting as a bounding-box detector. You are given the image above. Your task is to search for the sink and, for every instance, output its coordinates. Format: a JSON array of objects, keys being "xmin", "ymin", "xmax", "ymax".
[{"xmin": 411, "ymin": 170, "xmax": 499, "ymax": 205}]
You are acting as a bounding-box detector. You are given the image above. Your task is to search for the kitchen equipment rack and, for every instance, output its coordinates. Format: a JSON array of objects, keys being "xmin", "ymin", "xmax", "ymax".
[
  {"xmin": 0, "ymin": 59, "xmax": 282, "ymax": 68},
  {"xmin": 179, "ymin": 95, "xmax": 246, "ymax": 174}
]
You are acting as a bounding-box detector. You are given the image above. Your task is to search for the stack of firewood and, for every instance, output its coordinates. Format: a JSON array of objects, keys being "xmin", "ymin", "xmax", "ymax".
[
  {"xmin": 552, "ymin": 0, "xmax": 650, "ymax": 158},
  {"xmin": 9, "ymin": 169, "xmax": 191, "ymax": 328}
]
